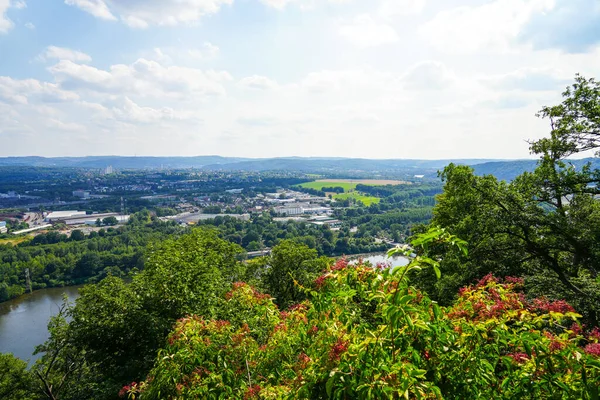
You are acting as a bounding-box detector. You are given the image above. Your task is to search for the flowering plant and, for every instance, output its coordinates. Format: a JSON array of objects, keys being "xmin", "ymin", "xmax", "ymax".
[{"xmin": 127, "ymin": 229, "xmax": 600, "ymax": 399}]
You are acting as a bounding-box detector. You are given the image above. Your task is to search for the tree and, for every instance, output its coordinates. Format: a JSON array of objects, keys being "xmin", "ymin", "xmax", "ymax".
[
  {"xmin": 263, "ymin": 240, "xmax": 331, "ymax": 309},
  {"xmin": 0, "ymin": 353, "xmax": 35, "ymax": 400},
  {"xmin": 72, "ymin": 252, "xmax": 103, "ymax": 279},
  {"xmin": 70, "ymin": 230, "xmax": 85, "ymax": 241},
  {"xmin": 64, "ymin": 229, "xmax": 245, "ymax": 395},
  {"xmin": 242, "ymin": 231, "xmax": 261, "ymax": 248},
  {"xmin": 102, "ymin": 216, "xmax": 118, "ymax": 226},
  {"xmin": 426, "ymin": 76, "xmax": 600, "ymax": 324},
  {"xmin": 203, "ymin": 206, "xmax": 221, "ymax": 214},
  {"xmin": 533, "ymin": 74, "xmax": 600, "ymax": 157},
  {"xmin": 33, "ymin": 301, "xmax": 92, "ymax": 400}
]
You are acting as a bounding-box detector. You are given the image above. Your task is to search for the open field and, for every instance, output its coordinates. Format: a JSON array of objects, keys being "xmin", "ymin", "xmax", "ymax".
[
  {"xmin": 316, "ymin": 179, "xmax": 410, "ymax": 185},
  {"xmin": 334, "ymin": 192, "xmax": 380, "ymax": 206},
  {"xmin": 299, "ymin": 181, "xmax": 358, "ymax": 191},
  {"xmin": 0, "ymin": 236, "xmax": 30, "ymax": 246},
  {"xmin": 299, "ymin": 179, "xmax": 409, "ymax": 191}
]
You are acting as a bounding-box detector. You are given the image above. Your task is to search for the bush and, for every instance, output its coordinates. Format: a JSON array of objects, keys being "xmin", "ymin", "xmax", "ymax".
[{"xmin": 127, "ymin": 232, "xmax": 600, "ymax": 399}]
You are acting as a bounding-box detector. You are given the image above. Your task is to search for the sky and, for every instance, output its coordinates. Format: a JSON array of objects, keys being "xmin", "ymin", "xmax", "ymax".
[{"xmin": 0, "ymin": 0, "xmax": 599, "ymax": 159}]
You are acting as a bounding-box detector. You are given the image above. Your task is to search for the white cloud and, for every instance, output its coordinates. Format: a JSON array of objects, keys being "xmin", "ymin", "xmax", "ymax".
[
  {"xmin": 420, "ymin": 0, "xmax": 554, "ymax": 54},
  {"xmin": 39, "ymin": 46, "xmax": 92, "ymax": 63},
  {"xmin": 48, "ymin": 58, "xmax": 231, "ymax": 99},
  {"xmin": 1, "ymin": 0, "xmax": 27, "ymax": 33},
  {"xmin": 301, "ymin": 69, "xmax": 391, "ymax": 93},
  {"xmin": 24, "ymin": 21, "xmax": 34, "ymax": 29},
  {"xmin": 188, "ymin": 42, "xmax": 220, "ymax": 59},
  {"xmin": 237, "ymin": 113, "xmax": 278, "ymax": 126},
  {"xmin": 259, "ymin": 0, "xmax": 349, "ymax": 10},
  {"xmin": 65, "ymin": 0, "xmax": 233, "ymax": 27},
  {"xmin": 111, "ymin": 97, "xmax": 177, "ymax": 124},
  {"xmin": 64, "ymin": 0, "xmax": 117, "ymax": 21},
  {"xmin": 337, "ymin": 14, "xmax": 399, "ymax": 47},
  {"xmin": 148, "ymin": 48, "xmax": 173, "ymax": 65},
  {"xmin": 0, "ymin": 76, "xmax": 79, "ymax": 105},
  {"xmin": 47, "ymin": 119, "xmax": 86, "ymax": 132},
  {"xmin": 259, "ymin": 0, "xmax": 293, "ymax": 9},
  {"xmin": 377, "ymin": 0, "xmax": 426, "ymax": 18},
  {"xmin": 401, "ymin": 61, "xmax": 456, "ymax": 90},
  {"xmin": 0, "ymin": 1, "xmax": 13, "ymax": 34},
  {"xmin": 239, "ymin": 75, "xmax": 278, "ymax": 90},
  {"xmin": 483, "ymin": 67, "xmax": 571, "ymax": 91}
]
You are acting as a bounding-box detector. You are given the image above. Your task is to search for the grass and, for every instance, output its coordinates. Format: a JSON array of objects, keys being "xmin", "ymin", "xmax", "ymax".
[
  {"xmin": 333, "ymin": 192, "xmax": 380, "ymax": 206},
  {"xmin": 0, "ymin": 236, "xmax": 30, "ymax": 246},
  {"xmin": 298, "ymin": 181, "xmax": 358, "ymax": 191},
  {"xmin": 299, "ymin": 180, "xmax": 384, "ymax": 205}
]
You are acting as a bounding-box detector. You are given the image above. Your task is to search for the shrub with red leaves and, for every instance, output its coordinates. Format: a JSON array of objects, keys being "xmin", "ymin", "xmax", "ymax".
[
  {"xmin": 243, "ymin": 384, "xmax": 262, "ymax": 399},
  {"xmin": 314, "ymin": 274, "xmax": 330, "ymax": 289},
  {"xmin": 584, "ymin": 343, "xmax": 600, "ymax": 357},
  {"xmin": 331, "ymin": 258, "xmax": 349, "ymax": 271},
  {"xmin": 531, "ymin": 298, "xmax": 575, "ymax": 314},
  {"xmin": 588, "ymin": 327, "xmax": 600, "ymax": 342},
  {"xmin": 476, "ymin": 273, "xmax": 498, "ymax": 288},
  {"xmin": 329, "ymin": 338, "xmax": 349, "ymax": 362},
  {"xmin": 118, "ymin": 382, "xmax": 137, "ymax": 398},
  {"xmin": 504, "ymin": 276, "xmax": 525, "ymax": 285},
  {"xmin": 508, "ymin": 353, "xmax": 530, "ymax": 364}
]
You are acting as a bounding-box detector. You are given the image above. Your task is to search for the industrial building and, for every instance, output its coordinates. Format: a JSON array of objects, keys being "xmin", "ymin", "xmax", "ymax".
[
  {"xmin": 0, "ymin": 221, "xmax": 7, "ymax": 234},
  {"xmin": 45, "ymin": 211, "xmax": 87, "ymax": 222},
  {"xmin": 274, "ymin": 203, "xmax": 333, "ymax": 217}
]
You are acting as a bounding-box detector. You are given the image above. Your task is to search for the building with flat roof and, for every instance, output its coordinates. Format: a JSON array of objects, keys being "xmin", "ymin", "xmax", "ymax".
[
  {"xmin": 45, "ymin": 211, "xmax": 87, "ymax": 222},
  {"xmin": 0, "ymin": 221, "xmax": 7, "ymax": 234}
]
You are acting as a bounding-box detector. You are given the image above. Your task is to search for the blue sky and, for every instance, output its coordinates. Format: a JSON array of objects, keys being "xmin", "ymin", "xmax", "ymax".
[{"xmin": 1, "ymin": 0, "xmax": 599, "ymax": 158}]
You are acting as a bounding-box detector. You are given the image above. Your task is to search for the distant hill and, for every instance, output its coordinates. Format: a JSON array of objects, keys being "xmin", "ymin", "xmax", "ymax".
[
  {"xmin": 200, "ymin": 158, "xmax": 501, "ymax": 173},
  {"xmin": 0, "ymin": 156, "xmax": 501, "ymax": 173},
  {"xmin": 0, "ymin": 156, "xmax": 598, "ymax": 181},
  {"xmin": 0, "ymin": 156, "xmax": 249, "ymax": 169},
  {"xmin": 472, "ymin": 158, "xmax": 600, "ymax": 181}
]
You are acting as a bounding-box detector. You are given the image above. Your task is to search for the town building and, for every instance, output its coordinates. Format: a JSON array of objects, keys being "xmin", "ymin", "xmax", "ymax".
[
  {"xmin": 0, "ymin": 221, "xmax": 7, "ymax": 234},
  {"xmin": 308, "ymin": 216, "xmax": 342, "ymax": 228},
  {"xmin": 45, "ymin": 211, "xmax": 87, "ymax": 222},
  {"xmin": 274, "ymin": 203, "xmax": 333, "ymax": 217}
]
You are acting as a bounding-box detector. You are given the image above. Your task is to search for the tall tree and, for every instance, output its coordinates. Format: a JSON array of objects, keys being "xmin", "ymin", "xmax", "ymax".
[{"xmin": 426, "ymin": 75, "xmax": 600, "ymax": 324}]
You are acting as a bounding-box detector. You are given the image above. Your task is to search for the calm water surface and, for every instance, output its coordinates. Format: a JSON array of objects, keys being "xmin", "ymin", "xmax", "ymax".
[
  {"xmin": 349, "ymin": 252, "xmax": 410, "ymax": 268},
  {"xmin": 0, "ymin": 286, "xmax": 81, "ymax": 363}
]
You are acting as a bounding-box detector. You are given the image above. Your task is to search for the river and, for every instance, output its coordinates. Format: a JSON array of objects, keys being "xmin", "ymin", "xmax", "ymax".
[
  {"xmin": 0, "ymin": 286, "xmax": 81, "ymax": 364},
  {"xmin": 348, "ymin": 251, "xmax": 410, "ymax": 268}
]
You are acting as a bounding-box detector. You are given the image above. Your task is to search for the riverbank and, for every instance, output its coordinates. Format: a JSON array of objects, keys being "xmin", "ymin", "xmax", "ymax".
[{"xmin": 0, "ymin": 285, "xmax": 82, "ymax": 364}]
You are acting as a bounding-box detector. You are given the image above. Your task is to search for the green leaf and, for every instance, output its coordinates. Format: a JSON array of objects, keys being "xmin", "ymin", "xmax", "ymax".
[
  {"xmin": 433, "ymin": 265, "xmax": 441, "ymax": 280},
  {"xmin": 326, "ymin": 375, "xmax": 336, "ymax": 397}
]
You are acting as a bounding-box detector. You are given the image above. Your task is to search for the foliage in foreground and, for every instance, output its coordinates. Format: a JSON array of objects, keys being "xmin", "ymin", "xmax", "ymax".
[{"xmin": 128, "ymin": 236, "xmax": 600, "ymax": 399}]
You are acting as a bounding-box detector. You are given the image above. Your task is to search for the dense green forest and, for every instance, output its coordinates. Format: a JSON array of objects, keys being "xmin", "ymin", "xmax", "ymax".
[
  {"xmin": 0, "ymin": 212, "xmax": 187, "ymax": 301},
  {"xmin": 1, "ymin": 76, "xmax": 600, "ymax": 399}
]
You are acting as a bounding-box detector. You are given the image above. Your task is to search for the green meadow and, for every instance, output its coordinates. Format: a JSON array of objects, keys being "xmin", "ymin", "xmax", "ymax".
[
  {"xmin": 333, "ymin": 192, "xmax": 380, "ymax": 206},
  {"xmin": 298, "ymin": 181, "xmax": 358, "ymax": 191}
]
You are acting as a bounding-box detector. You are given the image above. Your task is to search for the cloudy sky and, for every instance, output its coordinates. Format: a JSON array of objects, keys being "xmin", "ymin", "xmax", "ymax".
[{"xmin": 0, "ymin": 0, "xmax": 598, "ymax": 159}]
